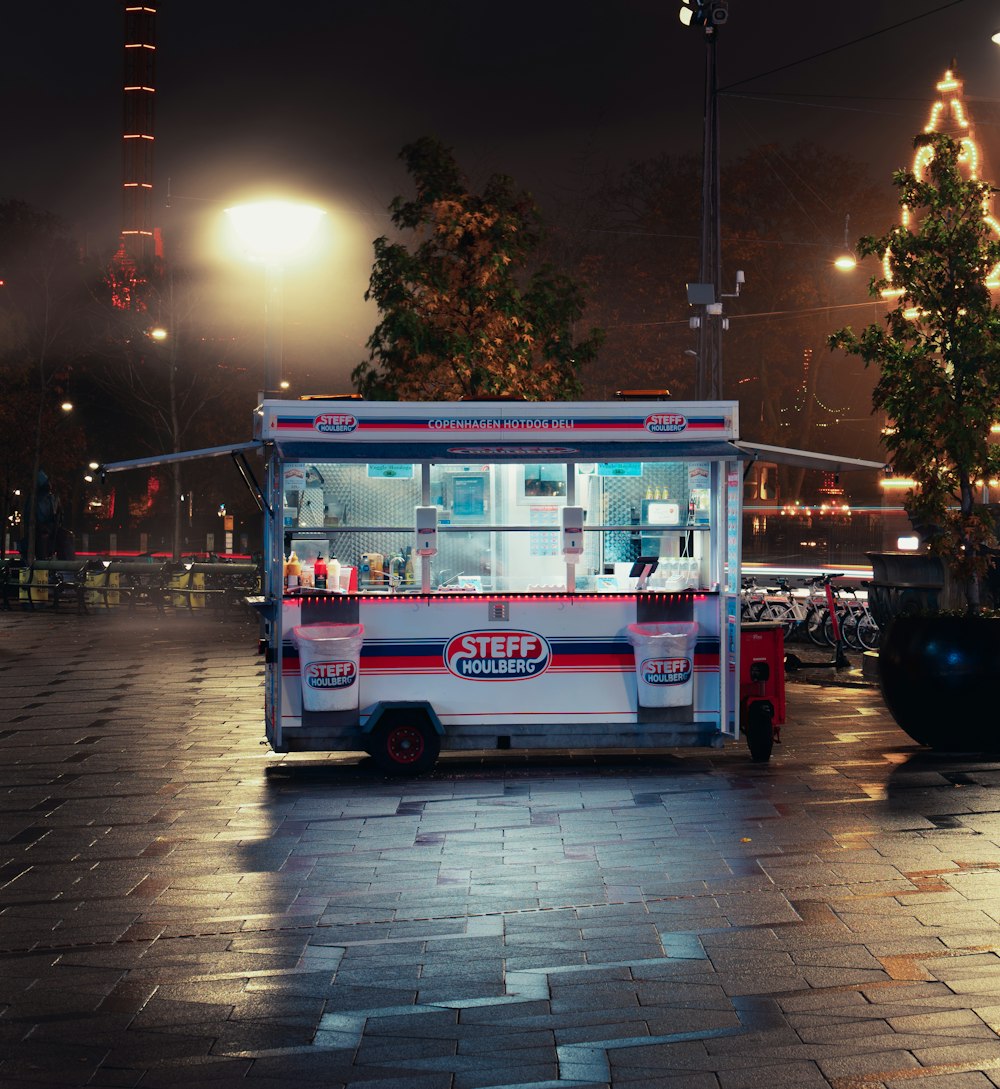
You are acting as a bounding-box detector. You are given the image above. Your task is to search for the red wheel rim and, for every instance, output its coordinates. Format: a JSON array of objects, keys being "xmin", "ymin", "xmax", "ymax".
[{"xmin": 385, "ymin": 725, "xmax": 425, "ymax": 764}]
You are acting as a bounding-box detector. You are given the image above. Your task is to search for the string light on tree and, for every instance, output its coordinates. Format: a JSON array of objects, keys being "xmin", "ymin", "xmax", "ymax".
[{"xmin": 882, "ymin": 67, "xmax": 1000, "ymax": 298}]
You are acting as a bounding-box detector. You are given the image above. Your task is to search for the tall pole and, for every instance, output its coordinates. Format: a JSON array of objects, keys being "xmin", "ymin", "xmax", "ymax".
[
  {"xmin": 263, "ymin": 263, "xmax": 284, "ymax": 399},
  {"xmin": 696, "ymin": 22, "xmax": 722, "ymax": 401},
  {"xmin": 225, "ymin": 200, "xmax": 325, "ymax": 399}
]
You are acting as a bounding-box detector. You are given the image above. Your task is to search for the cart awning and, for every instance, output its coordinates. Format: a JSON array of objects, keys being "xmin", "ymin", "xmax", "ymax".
[
  {"xmin": 100, "ymin": 439, "xmax": 881, "ymax": 473},
  {"xmin": 100, "ymin": 438, "xmax": 750, "ymax": 472},
  {"xmin": 272, "ymin": 439, "xmax": 749, "ymax": 462},
  {"xmin": 734, "ymin": 441, "xmax": 886, "ymax": 473},
  {"xmin": 100, "ymin": 442, "xmax": 263, "ymax": 474}
]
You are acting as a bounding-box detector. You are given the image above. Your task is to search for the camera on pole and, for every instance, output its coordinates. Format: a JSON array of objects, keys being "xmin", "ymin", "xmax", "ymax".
[{"xmin": 678, "ymin": 1, "xmax": 728, "ymax": 28}]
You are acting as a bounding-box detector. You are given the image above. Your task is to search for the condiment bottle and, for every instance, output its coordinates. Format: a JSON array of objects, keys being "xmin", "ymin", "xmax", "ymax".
[
  {"xmin": 285, "ymin": 551, "xmax": 301, "ymax": 590},
  {"xmin": 314, "ymin": 554, "xmax": 328, "ymax": 589}
]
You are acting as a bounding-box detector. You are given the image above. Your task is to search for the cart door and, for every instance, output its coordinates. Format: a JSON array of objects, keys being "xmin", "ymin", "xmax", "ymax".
[{"xmin": 722, "ymin": 459, "xmax": 742, "ymax": 739}]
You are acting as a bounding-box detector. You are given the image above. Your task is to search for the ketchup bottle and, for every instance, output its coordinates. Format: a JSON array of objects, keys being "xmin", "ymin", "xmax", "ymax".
[{"xmin": 314, "ymin": 554, "xmax": 328, "ymax": 589}]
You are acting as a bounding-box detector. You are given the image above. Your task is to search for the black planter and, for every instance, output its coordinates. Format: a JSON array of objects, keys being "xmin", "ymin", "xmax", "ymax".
[{"xmin": 878, "ymin": 614, "xmax": 1000, "ymax": 750}]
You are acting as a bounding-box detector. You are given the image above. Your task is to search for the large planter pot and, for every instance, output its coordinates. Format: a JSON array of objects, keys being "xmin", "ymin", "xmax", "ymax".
[
  {"xmin": 879, "ymin": 614, "xmax": 1000, "ymax": 750},
  {"xmin": 866, "ymin": 551, "xmax": 959, "ymax": 628}
]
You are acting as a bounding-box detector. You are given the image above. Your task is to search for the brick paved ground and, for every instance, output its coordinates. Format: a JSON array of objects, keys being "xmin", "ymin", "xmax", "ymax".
[{"xmin": 3, "ymin": 609, "xmax": 1000, "ymax": 1089}]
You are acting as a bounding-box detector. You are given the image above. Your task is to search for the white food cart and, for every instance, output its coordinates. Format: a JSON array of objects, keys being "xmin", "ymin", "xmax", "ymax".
[{"xmin": 248, "ymin": 398, "xmax": 746, "ymax": 772}]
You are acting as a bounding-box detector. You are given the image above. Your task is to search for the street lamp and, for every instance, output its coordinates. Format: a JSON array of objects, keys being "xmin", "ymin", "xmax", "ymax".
[
  {"xmin": 833, "ymin": 214, "xmax": 857, "ymax": 272},
  {"xmin": 224, "ymin": 200, "xmax": 326, "ymax": 398}
]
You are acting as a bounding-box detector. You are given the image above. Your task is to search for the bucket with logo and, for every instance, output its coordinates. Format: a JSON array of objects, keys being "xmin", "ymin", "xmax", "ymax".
[
  {"xmin": 625, "ymin": 621, "xmax": 698, "ymax": 708},
  {"xmin": 291, "ymin": 623, "xmax": 364, "ymax": 711}
]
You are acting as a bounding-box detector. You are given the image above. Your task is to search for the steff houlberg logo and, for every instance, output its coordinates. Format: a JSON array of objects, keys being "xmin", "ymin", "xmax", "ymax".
[
  {"xmin": 644, "ymin": 413, "xmax": 687, "ymax": 433},
  {"xmin": 304, "ymin": 661, "xmax": 357, "ymax": 689},
  {"xmin": 314, "ymin": 413, "xmax": 358, "ymax": 433},
  {"xmin": 444, "ymin": 631, "xmax": 551, "ymax": 681},
  {"xmin": 639, "ymin": 657, "xmax": 692, "ymax": 685}
]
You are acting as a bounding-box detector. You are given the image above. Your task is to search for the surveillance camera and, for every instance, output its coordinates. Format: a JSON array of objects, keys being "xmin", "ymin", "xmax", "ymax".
[
  {"xmin": 736, "ymin": 270, "xmax": 745, "ymax": 284},
  {"xmin": 710, "ymin": 4, "xmax": 728, "ymax": 23}
]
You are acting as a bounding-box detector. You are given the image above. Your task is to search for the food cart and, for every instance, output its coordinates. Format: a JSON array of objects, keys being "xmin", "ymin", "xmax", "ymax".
[{"xmin": 246, "ymin": 398, "xmax": 747, "ymax": 772}]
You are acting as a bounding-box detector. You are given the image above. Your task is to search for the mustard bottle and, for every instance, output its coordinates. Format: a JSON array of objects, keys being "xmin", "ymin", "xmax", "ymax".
[{"xmin": 285, "ymin": 551, "xmax": 301, "ymax": 590}]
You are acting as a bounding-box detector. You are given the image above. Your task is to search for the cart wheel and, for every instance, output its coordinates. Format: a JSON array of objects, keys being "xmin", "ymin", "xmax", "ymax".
[
  {"xmin": 745, "ymin": 702, "xmax": 774, "ymax": 763},
  {"xmin": 370, "ymin": 717, "xmax": 440, "ymax": 776}
]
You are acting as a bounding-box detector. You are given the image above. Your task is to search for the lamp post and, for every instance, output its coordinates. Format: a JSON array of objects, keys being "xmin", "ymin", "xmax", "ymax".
[
  {"xmin": 224, "ymin": 200, "xmax": 326, "ymax": 398},
  {"xmin": 679, "ymin": 0, "xmax": 729, "ymax": 401},
  {"xmin": 224, "ymin": 200, "xmax": 325, "ymax": 667}
]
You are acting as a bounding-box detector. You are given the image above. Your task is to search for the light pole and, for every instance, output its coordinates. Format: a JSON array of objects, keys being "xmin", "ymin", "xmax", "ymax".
[
  {"xmin": 679, "ymin": 0, "xmax": 729, "ymax": 400},
  {"xmin": 224, "ymin": 200, "xmax": 326, "ymax": 398}
]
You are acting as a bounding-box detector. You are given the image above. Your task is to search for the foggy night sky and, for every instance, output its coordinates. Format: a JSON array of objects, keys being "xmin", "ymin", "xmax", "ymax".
[{"xmin": 5, "ymin": 0, "xmax": 1000, "ymax": 392}]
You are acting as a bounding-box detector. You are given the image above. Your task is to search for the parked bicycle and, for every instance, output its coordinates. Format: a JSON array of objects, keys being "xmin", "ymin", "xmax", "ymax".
[{"xmin": 822, "ymin": 580, "xmax": 880, "ymax": 651}]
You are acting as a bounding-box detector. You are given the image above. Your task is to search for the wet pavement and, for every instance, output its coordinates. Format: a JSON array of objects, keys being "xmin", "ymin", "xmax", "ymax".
[{"xmin": 3, "ymin": 609, "xmax": 1000, "ymax": 1089}]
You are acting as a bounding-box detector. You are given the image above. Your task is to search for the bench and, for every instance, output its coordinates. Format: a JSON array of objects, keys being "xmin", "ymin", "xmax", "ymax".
[
  {"xmin": 1, "ymin": 557, "xmax": 262, "ymax": 615},
  {"xmin": 0, "ymin": 559, "xmax": 90, "ymax": 614}
]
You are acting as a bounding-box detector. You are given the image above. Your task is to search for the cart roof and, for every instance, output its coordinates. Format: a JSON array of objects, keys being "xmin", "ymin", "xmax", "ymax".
[{"xmin": 97, "ymin": 402, "xmax": 884, "ymax": 474}]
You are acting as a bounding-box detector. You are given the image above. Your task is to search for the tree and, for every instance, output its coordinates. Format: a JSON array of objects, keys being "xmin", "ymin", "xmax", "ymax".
[
  {"xmin": 830, "ymin": 132, "xmax": 1000, "ymax": 612},
  {"xmin": 90, "ymin": 268, "xmax": 258, "ymax": 557},
  {"xmin": 354, "ymin": 137, "xmax": 602, "ymax": 400},
  {"xmin": 0, "ymin": 200, "xmax": 92, "ymax": 560}
]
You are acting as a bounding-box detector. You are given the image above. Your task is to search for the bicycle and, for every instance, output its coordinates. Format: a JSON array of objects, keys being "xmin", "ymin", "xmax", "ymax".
[
  {"xmin": 783, "ymin": 572, "xmax": 851, "ymax": 671},
  {"xmin": 825, "ymin": 581, "xmax": 879, "ymax": 651}
]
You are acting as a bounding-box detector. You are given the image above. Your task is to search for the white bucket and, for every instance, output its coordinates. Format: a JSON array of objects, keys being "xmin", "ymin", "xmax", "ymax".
[
  {"xmin": 626, "ymin": 621, "xmax": 698, "ymax": 708},
  {"xmin": 292, "ymin": 623, "xmax": 364, "ymax": 711}
]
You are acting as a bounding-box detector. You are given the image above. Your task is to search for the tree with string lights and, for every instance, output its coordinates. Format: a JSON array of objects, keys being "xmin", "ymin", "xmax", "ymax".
[{"xmin": 831, "ymin": 132, "xmax": 1000, "ymax": 613}]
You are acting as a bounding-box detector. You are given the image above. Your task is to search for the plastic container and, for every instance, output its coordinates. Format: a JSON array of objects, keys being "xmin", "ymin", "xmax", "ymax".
[
  {"xmin": 626, "ymin": 621, "xmax": 698, "ymax": 708},
  {"xmin": 292, "ymin": 623, "xmax": 364, "ymax": 711}
]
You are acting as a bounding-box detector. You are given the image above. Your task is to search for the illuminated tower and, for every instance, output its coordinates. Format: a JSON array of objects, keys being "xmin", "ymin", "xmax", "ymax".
[
  {"xmin": 883, "ymin": 66, "xmax": 1000, "ymax": 297},
  {"xmin": 122, "ymin": 2, "xmax": 156, "ymax": 263},
  {"xmin": 110, "ymin": 3, "xmax": 159, "ymax": 309}
]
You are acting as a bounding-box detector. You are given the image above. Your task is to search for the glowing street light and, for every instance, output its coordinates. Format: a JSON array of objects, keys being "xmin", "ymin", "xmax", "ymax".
[
  {"xmin": 834, "ymin": 214, "xmax": 857, "ymax": 272},
  {"xmin": 224, "ymin": 199, "xmax": 326, "ymax": 398},
  {"xmin": 225, "ymin": 200, "xmax": 325, "ymax": 264}
]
